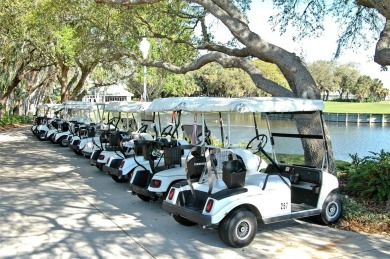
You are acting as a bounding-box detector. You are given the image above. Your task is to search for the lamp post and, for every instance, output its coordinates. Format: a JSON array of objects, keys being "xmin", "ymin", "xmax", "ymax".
[{"xmin": 139, "ymin": 37, "xmax": 150, "ymax": 101}]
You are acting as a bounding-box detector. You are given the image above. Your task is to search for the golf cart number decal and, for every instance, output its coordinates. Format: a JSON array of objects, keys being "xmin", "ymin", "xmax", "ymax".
[{"xmin": 281, "ymin": 202, "xmax": 288, "ymax": 210}]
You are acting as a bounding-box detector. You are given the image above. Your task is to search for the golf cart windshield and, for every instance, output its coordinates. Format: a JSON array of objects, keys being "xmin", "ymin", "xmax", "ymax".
[{"xmin": 266, "ymin": 111, "xmax": 327, "ymax": 169}]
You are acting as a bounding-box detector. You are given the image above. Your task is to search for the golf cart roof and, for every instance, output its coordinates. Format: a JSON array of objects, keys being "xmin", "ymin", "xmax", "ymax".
[
  {"xmin": 148, "ymin": 97, "xmax": 192, "ymax": 112},
  {"xmin": 150, "ymin": 97, "xmax": 324, "ymax": 113},
  {"xmin": 231, "ymin": 97, "xmax": 324, "ymax": 113},
  {"xmin": 148, "ymin": 97, "xmax": 246, "ymax": 112},
  {"xmin": 42, "ymin": 103, "xmax": 63, "ymax": 109},
  {"xmin": 104, "ymin": 101, "xmax": 151, "ymax": 113},
  {"xmin": 62, "ymin": 101, "xmax": 94, "ymax": 110}
]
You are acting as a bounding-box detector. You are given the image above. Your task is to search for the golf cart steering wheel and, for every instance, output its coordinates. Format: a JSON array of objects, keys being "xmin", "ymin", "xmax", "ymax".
[
  {"xmin": 107, "ymin": 117, "xmax": 117, "ymax": 128},
  {"xmin": 246, "ymin": 134, "xmax": 268, "ymax": 151},
  {"xmin": 197, "ymin": 130, "xmax": 211, "ymax": 145},
  {"xmin": 161, "ymin": 125, "xmax": 173, "ymax": 137},
  {"xmin": 137, "ymin": 124, "xmax": 148, "ymax": 133}
]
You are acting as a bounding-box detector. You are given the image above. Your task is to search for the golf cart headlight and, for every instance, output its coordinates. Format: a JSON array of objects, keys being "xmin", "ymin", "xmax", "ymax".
[{"xmin": 99, "ymin": 154, "xmax": 105, "ymax": 160}]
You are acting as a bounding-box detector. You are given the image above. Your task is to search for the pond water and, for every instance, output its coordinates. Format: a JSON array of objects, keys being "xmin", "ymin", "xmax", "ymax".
[{"xmin": 178, "ymin": 112, "xmax": 390, "ymax": 162}]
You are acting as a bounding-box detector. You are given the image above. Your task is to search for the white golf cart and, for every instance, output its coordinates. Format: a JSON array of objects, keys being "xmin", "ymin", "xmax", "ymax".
[
  {"xmin": 101, "ymin": 101, "xmax": 157, "ymax": 182},
  {"xmin": 163, "ymin": 97, "xmax": 342, "ymax": 248},
  {"xmin": 92, "ymin": 101, "xmax": 153, "ymax": 173},
  {"xmin": 68, "ymin": 102, "xmax": 105, "ymax": 155},
  {"xmin": 51, "ymin": 101, "xmax": 94, "ymax": 147},
  {"xmin": 31, "ymin": 104, "xmax": 49, "ymax": 135},
  {"xmin": 32, "ymin": 103, "xmax": 63, "ymax": 140},
  {"xmin": 129, "ymin": 97, "xmax": 254, "ymax": 202},
  {"xmin": 110, "ymin": 99, "xmax": 194, "ymax": 188},
  {"xmin": 77, "ymin": 102, "xmax": 107, "ymax": 158}
]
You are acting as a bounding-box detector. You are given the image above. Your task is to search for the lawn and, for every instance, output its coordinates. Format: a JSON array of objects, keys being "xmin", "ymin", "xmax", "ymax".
[{"xmin": 324, "ymin": 101, "xmax": 390, "ymax": 114}]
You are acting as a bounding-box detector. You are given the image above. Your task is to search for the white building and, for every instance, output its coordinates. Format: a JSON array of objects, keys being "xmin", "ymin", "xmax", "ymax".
[{"xmin": 82, "ymin": 85, "xmax": 134, "ymax": 103}]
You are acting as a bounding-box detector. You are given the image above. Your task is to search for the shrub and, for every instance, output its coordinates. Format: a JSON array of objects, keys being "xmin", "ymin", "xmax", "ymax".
[
  {"xmin": 0, "ymin": 114, "xmax": 31, "ymax": 126},
  {"xmin": 344, "ymin": 150, "xmax": 390, "ymax": 202}
]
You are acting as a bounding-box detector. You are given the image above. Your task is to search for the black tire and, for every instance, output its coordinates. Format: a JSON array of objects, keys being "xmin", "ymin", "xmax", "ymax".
[
  {"xmin": 47, "ymin": 133, "xmax": 54, "ymax": 141},
  {"xmin": 49, "ymin": 135, "xmax": 56, "ymax": 143},
  {"xmin": 137, "ymin": 194, "xmax": 151, "ymax": 202},
  {"xmin": 173, "ymin": 214, "xmax": 197, "ymax": 226},
  {"xmin": 58, "ymin": 136, "xmax": 68, "ymax": 147},
  {"xmin": 37, "ymin": 132, "xmax": 46, "ymax": 141},
  {"xmin": 111, "ymin": 175, "xmax": 128, "ymax": 183},
  {"xmin": 315, "ymin": 192, "xmax": 343, "ymax": 225},
  {"xmin": 73, "ymin": 149, "xmax": 83, "ymax": 156},
  {"xmin": 218, "ymin": 210, "xmax": 257, "ymax": 248}
]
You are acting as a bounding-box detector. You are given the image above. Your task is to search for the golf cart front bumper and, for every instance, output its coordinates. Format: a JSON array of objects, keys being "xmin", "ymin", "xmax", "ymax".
[{"xmin": 163, "ymin": 201, "xmax": 212, "ymax": 226}]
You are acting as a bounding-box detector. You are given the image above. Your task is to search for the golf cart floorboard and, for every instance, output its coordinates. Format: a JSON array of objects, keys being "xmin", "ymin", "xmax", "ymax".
[{"xmin": 291, "ymin": 203, "xmax": 316, "ymax": 212}]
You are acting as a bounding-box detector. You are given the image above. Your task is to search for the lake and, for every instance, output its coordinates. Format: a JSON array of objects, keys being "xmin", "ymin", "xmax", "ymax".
[{"xmin": 177, "ymin": 112, "xmax": 390, "ymax": 162}]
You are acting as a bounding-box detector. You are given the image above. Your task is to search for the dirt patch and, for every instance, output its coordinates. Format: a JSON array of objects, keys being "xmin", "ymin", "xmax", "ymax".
[{"xmin": 0, "ymin": 124, "xmax": 29, "ymax": 131}]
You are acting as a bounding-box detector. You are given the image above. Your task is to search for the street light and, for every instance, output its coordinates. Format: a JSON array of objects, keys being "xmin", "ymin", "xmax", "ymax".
[{"xmin": 139, "ymin": 37, "xmax": 150, "ymax": 101}]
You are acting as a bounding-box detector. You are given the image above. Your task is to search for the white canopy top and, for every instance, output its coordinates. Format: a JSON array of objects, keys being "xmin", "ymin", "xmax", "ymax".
[
  {"xmin": 62, "ymin": 101, "xmax": 94, "ymax": 110},
  {"xmin": 230, "ymin": 97, "xmax": 324, "ymax": 113},
  {"xmin": 148, "ymin": 97, "xmax": 192, "ymax": 112},
  {"xmin": 104, "ymin": 101, "xmax": 151, "ymax": 113},
  {"xmin": 149, "ymin": 97, "xmax": 324, "ymax": 113},
  {"xmin": 37, "ymin": 103, "xmax": 63, "ymax": 110}
]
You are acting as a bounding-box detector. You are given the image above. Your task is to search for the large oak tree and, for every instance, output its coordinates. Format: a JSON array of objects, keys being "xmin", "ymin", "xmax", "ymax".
[{"xmin": 95, "ymin": 0, "xmax": 338, "ymax": 173}]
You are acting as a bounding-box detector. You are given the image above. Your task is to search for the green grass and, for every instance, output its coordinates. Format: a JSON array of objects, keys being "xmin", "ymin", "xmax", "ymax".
[{"xmin": 324, "ymin": 101, "xmax": 390, "ymax": 114}]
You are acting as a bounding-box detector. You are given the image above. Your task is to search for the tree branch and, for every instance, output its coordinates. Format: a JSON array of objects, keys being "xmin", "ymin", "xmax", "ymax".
[
  {"xmin": 95, "ymin": 0, "xmax": 163, "ymax": 6},
  {"xmin": 143, "ymin": 52, "xmax": 294, "ymax": 97},
  {"xmin": 374, "ymin": 19, "xmax": 390, "ymax": 66}
]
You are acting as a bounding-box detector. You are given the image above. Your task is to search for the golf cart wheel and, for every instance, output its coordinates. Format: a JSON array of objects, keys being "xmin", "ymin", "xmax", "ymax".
[
  {"xmin": 137, "ymin": 194, "xmax": 151, "ymax": 202},
  {"xmin": 315, "ymin": 192, "xmax": 343, "ymax": 225},
  {"xmin": 218, "ymin": 210, "xmax": 257, "ymax": 248},
  {"xmin": 37, "ymin": 132, "xmax": 46, "ymax": 141},
  {"xmin": 47, "ymin": 134, "xmax": 54, "ymax": 141},
  {"xmin": 172, "ymin": 214, "xmax": 197, "ymax": 226},
  {"xmin": 111, "ymin": 175, "xmax": 128, "ymax": 183},
  {"xmin": 58, "ymin": 136, "xmax": 68, "ymax": 147},
  {"xmin": 73, "ymin": 149, "xmax": 83, "ymax": 156}
]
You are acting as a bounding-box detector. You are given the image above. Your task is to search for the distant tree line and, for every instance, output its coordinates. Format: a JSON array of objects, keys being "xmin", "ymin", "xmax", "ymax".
[{"xmin": 307, "ymin": 61, "xmax": 389, "ymax": 102}]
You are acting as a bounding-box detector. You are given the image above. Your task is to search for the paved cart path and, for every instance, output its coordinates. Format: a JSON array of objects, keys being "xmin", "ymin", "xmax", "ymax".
[{"xmin": 0, "ymin": 127, "xmax": 389, "ymax": 258}]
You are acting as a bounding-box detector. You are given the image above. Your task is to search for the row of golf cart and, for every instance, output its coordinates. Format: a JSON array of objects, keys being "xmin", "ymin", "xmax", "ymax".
[{"xmin": 30, "ymin": 97, "xmax": 342, "ymax": 248}]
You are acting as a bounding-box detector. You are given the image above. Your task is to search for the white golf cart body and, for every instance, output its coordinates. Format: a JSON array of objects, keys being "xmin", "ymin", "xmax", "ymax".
[
  {"xmin": 122, "ymin": 97, "xmax": 206, "ymax": 189},
  {"xmin": 53, "ymin": 101, "xmax": 95, "ymax": 145},
  {"xmin": 83, "ymin": 123, "xmax": 117, "ymax": 159},
  {"xmin": 163, "ymin": 97, "xmax": 341, "ymax": 248},
  {"xmin": 94, "ymin": 101, "xmax": 152, "ymax": 172},
  {"xmin": 31, "ymin": 104, "xmax": 50, "ymax": 134},
  {"xmin": 35, "ymin": 103, "xmax": 63, "ymax": 140},
  {"xmin": 132, "ymin": 97, "xmax": 267, "ymax": 200},
  {"xmin": 68, "ymin": 102, "xmax": 106, "ymax": 155}
]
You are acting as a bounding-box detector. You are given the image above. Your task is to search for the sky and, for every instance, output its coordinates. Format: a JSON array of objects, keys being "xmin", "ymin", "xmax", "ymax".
[{"xmin": 210, "ymin": 1, "xmax": 390, "ymax": 89}]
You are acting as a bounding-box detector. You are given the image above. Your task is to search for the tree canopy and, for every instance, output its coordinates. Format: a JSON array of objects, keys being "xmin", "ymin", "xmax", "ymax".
[
  {"xmin": 308, "ymin": 61, "xmax": 388, "ymax": 101},
  {"xmin": 271, "ymin": 0, "xmax": 390, "ymax": 68}
]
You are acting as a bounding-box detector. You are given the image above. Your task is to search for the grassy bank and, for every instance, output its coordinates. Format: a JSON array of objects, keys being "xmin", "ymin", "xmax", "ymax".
[{"xmin": 324, "ymin": 100, "xmax": 390, "ymax": 114}]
